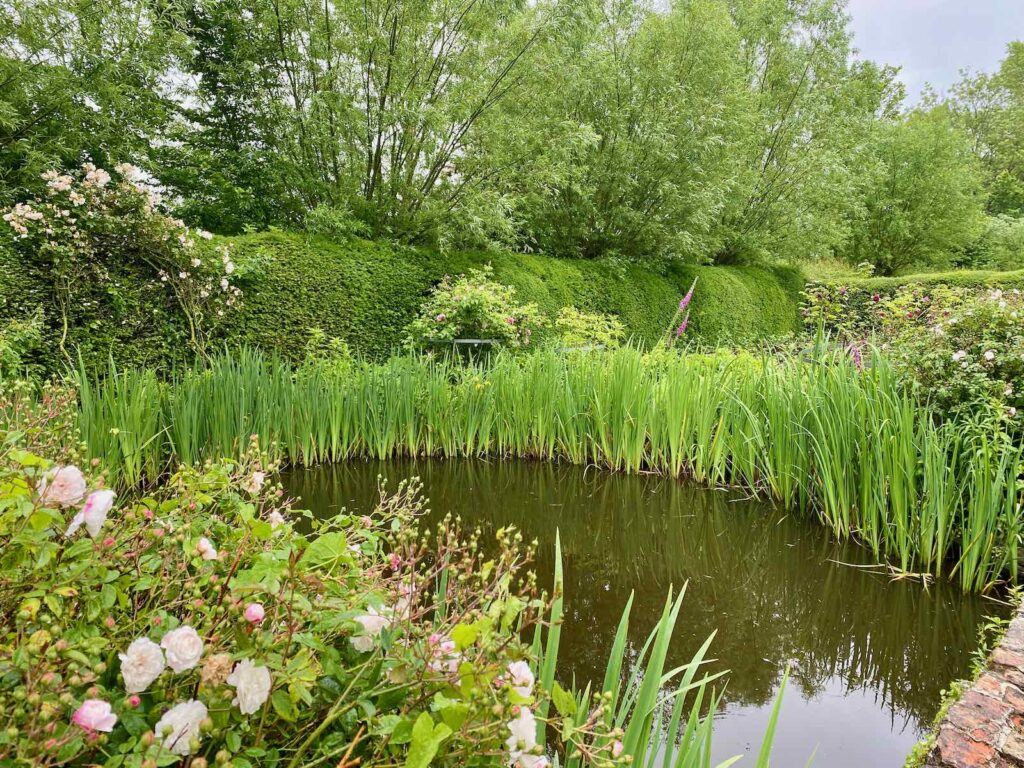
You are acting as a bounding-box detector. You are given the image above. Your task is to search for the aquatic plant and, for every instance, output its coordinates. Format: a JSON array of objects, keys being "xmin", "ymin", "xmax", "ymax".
[{"xmin": 74, "ymin": 346, "xmax": 1022, "ymax": 592}]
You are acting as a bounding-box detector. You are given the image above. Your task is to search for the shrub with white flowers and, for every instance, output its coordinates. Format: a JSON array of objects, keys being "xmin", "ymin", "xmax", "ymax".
[
  {"xmin": 0, "ymin": 391, "xmax": 630, "ymax": 767},
  {"xmin": 1, "ymin": 163, "xmax": 240, "ymax": 357}
]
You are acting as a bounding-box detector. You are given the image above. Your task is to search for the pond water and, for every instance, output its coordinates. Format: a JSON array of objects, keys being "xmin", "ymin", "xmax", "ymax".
[{"xmin": 283, "ymin": 459, "xmax": 1010, "ymax": 768}]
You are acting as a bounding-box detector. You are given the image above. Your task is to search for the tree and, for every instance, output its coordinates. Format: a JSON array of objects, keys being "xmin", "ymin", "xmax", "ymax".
[
  {"xmin": 845, "ymin": 106, "xmax": 985, "ymax": 275},
  {"xmin": 160, "ymin": 0, "xmax": 560, "ymax": 241},
  {"xmin": 0, "ymin": 0, "xmax": 186, "ymax": 205},
  {"xmin": 950, "ymin": 42, "xmax": 1024, "ymax": 216}
]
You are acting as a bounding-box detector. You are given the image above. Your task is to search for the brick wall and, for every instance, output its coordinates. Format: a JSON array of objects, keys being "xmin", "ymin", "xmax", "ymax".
[{"xmin": 926, "ymin": 610, "xmax": 1024, "ymax": 767}]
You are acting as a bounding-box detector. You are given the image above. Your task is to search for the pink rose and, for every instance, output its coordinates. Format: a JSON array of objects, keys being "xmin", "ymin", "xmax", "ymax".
[
  {"xmin": 244, "ymin": 603, "xmax": 265, "ymax": 624},
  {"xmin": 72, "ymin": 699, "xmax": 118, "ymax": 733}
]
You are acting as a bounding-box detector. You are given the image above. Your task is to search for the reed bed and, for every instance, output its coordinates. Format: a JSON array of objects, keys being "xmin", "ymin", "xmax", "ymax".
[{"xmin": 76, "ymin": 347, "xmax": 1022, "ymax": 592}]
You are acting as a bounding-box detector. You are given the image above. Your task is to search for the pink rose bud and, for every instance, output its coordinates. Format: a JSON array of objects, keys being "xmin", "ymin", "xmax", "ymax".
[
  {"xmin": 72, "ymin": 699, "xmax": 118, "ymax": 733},
  {"xmin": 104, "ymin": 616, "xmax": 115, "ymax": 629},
  {"xmin": 128, "ymin": 695, "xmax": 141, "ymax": 708},
  {"xmin": 244, "ymin": 603, "xmax": 265, "ymax": 623},
  {"xmin": 102, "ymin": 536, "xmax": 115, "ymax": 548},
  {"xmin": 143, "ymin": 509, "xmax": 153, "ymax": 520}
]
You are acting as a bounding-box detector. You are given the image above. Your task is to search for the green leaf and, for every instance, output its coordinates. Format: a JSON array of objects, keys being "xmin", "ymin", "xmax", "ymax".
[
  {"xmin": 270, "ymin": 689, "xmax": 296, "ymax": 722},
  {"xmin": 403, "ymin": 712, "xmax": 452, "ymax": 768},
  {"xmin": 450, "ymin": 623, "xmax": 479, "ymax": 650},
  {"xmin": 551, "ymin": 682, "xmax": 577, "ymax": 717},
  {"xmin": 297, "ymin": 532, "xmax": 351, "ymax": 573}
]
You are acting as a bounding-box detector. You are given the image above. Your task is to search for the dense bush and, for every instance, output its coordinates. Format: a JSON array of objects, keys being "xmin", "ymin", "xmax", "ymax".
[
  {"xmin": 0, "ymin": 230, "xmax": 804, "ymax": 373},
  {"xmin": 0, "ymin": 165, "xmax": 241, "ymax": 374},
  {"xmin": 405, "ymin": 266, "xmax": 548, "ymax": 349},
  {"xmin": 803, "ymin": 278, "xmax": 1024, "ymax": 423}
]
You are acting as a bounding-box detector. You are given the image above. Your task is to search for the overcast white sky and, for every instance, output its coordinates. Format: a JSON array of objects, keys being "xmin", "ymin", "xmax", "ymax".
[{"xmin": 847, "ymin": 0, "xmax": 1024, "ymax": 102}]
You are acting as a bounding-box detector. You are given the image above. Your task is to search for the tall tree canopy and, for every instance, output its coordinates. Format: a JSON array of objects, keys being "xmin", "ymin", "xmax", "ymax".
[{"xmin": 0, "ymin": 0, "xmax": 1015, "ymax": 270}]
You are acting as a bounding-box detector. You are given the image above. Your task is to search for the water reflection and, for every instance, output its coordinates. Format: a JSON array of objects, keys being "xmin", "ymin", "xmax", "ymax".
[{"xmin": 284, "ymin": 459, "xmax": 1008, "ymax": 767}]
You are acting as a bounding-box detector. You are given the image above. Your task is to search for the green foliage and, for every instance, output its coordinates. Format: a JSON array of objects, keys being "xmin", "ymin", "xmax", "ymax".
[
  {"xmin": 0, "ymin": 0, "xmax": 187, "ymax": 206},
  {"xmin": 803, "ymin": 279, "xmax": 1024, "ymax": 424},
  {"xmin": 950, "ymin": 42, "xmax": 1024, "ymax": 217},
  {"xmin": 405, "ymin": 265, "xmax": 548, "ymax": 349},
  {"xmin": 75, "ymin": 347, "xmax": 1023, "ymax": 592},
  {"xmin": 0, "ymin": 310, "xmax": 43, "ymax": 383},
  {"xmin": 961, "ymin": 215, "xmax": 1024, "ymax": 271},
  {"xmin": 214, "ymin": 233, "xmax": 805, "ymax": 362},
  {"xmin": 845, "ymin": 106, "xmax": 986, "ymax": 275},
  {"xmin": 554, "ymin": 307, "xmax": 625, "ymax": 349}
]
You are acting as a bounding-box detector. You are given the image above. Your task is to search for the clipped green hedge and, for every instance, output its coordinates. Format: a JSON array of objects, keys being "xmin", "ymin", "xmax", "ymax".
[
  {"xmin": 223, "ymin": 232, "xmax": 804, "ymax": 359},
  {"xmin": 821, "ymin": 268, "xmax": 1024, "ymax": 292},
  {"xmin": 0, "ymin": 231, "xmax": 804, "ymax": 371}
]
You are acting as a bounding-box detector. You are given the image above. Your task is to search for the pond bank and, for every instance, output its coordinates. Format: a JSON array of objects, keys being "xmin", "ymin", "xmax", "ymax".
[{"xmin": 926, "ymin": 604, "xmax": 1024, "ymax": 767}]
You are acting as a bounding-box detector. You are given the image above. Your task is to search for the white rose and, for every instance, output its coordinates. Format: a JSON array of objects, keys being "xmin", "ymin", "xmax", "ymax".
[
  {"xmin": 39, "ymin": 465, "xmax": 87, "ymax": 507},
  {"xmin": 507, "ymin": 660, "xmax": 535, "ymax": 698},
  {"xmin": 119, "ymin": 637, "xmax": 165, "ymax": 693},
  {"xmin": 226, "ymin": 659, "xmax": 272, "ymax": 715},
  {"xmin": 506, "ymin": 707, "xmax": 538, "ymax": 761},
  {"xmin": 245, "ymin": 471, "xmax": 265, "ymax": 494},
  {"xmin": 350, "ymin": 607, "xmax": 391, "ymax": 652},
  {"xmin": 196, "ymin": 537, "xmax": 218, "ymax": 560},
  {"xmin": 155, "ymin": 699, "xmax": 207, "ymax": 756},
  {"xmin": 161, "ymin": 626, "xmax": 204, "ymax": 672},
  {"xmin": 65, "ymin": 489, "xmax": 116, "ymax": 538}
]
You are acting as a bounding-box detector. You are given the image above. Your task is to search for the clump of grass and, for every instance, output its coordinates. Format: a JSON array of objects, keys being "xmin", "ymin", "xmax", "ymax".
[{"xmin": 74, "ymin": 346, "xmax": 1022, "ymax": 593}]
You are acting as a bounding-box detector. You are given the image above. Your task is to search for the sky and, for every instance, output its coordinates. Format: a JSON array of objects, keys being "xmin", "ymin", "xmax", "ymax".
[{"xmin": 847, "ymin": 0, "xmax": 1024, "ymax": 103}]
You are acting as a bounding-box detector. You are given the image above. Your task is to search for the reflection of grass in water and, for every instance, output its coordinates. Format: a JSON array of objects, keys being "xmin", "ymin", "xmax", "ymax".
[{"xmin": 284, "ymin": 458, "xmax": 1006, "ymax": 730}]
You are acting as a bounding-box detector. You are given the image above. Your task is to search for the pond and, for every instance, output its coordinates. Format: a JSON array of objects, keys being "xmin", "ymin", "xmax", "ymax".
[{"xmin": 283, "ymin": 459, "xmax": 1010, "ymax": 768}]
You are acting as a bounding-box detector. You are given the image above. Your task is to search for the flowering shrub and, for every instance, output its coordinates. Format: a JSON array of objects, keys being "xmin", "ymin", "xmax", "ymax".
[
  {"xmin": 802, "ymin": 283, "xmax": 1024, "ymax": 424},
  {"xmin": 405, "ymin": 266, "xmax": 548, "ymax": 349},
  {"xmin": 553, "ymin": 307, "xmax": 625, "ymax": 349},
  {"xmin": 0, "ymin": 393, "xmax": 643, "ymax": 768},
  {"xmin": 2, "ymin": 164, "xmax": 240, "ymax": 356}
]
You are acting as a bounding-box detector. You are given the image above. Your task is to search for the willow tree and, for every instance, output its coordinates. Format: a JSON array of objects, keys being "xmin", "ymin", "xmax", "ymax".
[{"xmin": 163, "ymin": 0, "xmax": 561, "ymax": 239}]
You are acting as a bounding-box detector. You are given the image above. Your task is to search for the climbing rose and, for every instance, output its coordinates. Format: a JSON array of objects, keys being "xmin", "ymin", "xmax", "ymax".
[
  {"xmin": 507, "ymin": 661, "xmax": 535, "ymax": 698},
  {"xmin": 196, "ymin": 537, "xmax": 218, "ymax": 560},
  {"xmin": 245, "ymin": 471, "xmax": 265, "ymax": 493},
  {"xmin": 350, "ymin": 607, "xmax": 391, "ymax": 652},
  {"xmin": 227, "ymin": 659, "xmax": 272, "ymax": 715},
  {"xmin": 72, "ymin": 699, "xmax": 118, "ymax": 733},
  {"xmin": 154, "ymin": 699, "xmax": 207, "ymax": 756},
  {"xmin": 39, "ymin": 465, "xmax": 87, "ymax": 507},
  {"xmin": 244, "ymin": 603, "xmax": 265, "ymax": 624},
  {"xmin": 66, "ymin": 489, "xmax": 115, "ymax": 538},
  {"xmin": 161, "ymin": 626, "xmax": 204, "ymax": 672},
  {"xmin": 118, "ymin": 637, "xmax": 165, "ymax": 693},
  {"xmin": 506, "ymin": 707, "xmax": 539, "ymax": 763}
]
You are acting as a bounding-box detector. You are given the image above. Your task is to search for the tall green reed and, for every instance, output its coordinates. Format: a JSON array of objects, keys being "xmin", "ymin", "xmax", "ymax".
[{"xmin": 73, "ymin": 346, "xmax": 1022, "ymax": 593}]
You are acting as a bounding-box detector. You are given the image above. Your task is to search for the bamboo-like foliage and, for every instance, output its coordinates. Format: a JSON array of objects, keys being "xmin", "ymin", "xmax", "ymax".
[{"xmin": 75, "ymin": 347, "xmax": 1022, "ymax": 592}]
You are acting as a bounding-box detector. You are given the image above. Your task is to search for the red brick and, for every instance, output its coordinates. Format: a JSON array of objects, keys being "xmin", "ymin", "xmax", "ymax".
[
  {"xmin": 948, "ymin": 691, "xmax": 1012, "ymax": 743},
  {"xmin": 935, "ymin": 725, "xmax": 998, "ymax": 766}
]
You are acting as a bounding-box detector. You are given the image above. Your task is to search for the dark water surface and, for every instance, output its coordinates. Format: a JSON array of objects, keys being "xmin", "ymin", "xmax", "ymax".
[{"xmin": 282, "ymin": 459, "xmax": 1009, "ymax": 768}]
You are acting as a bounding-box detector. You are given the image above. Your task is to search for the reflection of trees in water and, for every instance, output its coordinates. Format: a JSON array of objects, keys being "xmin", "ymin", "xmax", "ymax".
[{"xmin": 284, "ymin": 459, "xmax": 1006, "ymax": 730}]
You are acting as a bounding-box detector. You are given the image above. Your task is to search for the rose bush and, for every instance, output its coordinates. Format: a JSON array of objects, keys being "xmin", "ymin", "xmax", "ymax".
[
  {"xmin": 2, "ymin": 164, "xmax": 240, "ymax": 358},
  {"xmin": 802, "ymin": 283, "xmax": 1024, "ymax": 426},
  {"xmin": 0, "ymin": 390, "xmax": 635, "ymax": 768}
]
